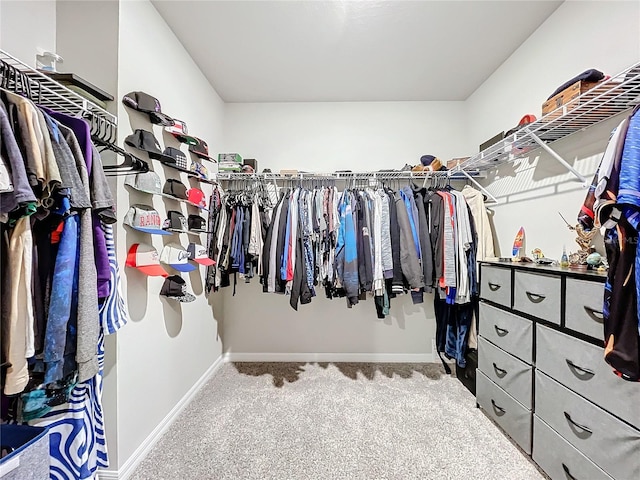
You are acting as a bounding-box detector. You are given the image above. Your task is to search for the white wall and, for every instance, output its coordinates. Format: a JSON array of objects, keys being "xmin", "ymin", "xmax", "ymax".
[
  {"xmin": 113, "ymin": 0, "xmax": 225, "ymax": 471},
  {"xmin": 222, "ymin": 101, "xmax": 466, "ymax": 358},
  {"xmin": 467, "ymin": 0, "xmax": 640, "ymax": 258},
  {"xmin": 0, "ymin": 0, "xmax": 56, "ymax": 65}
]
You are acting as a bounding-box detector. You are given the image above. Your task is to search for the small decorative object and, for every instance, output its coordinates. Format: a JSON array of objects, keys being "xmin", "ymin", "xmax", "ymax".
[
  {"xmin": 561, "ymin": 246, "xmax": 570, "ymax": 268},
  {"xmin": 586, "ymin": 252, "xmax": 603, "ymax": 266},
  {"xmin": 531, "ymin": 248, "xmax": 543, "ymax": 260},
  {"xmin": 512, "ymin": 227, "xmax": 525, "ymax": 258},
  {"xmin": 558, "ymin": 212, "xmax": 598, "ymax": 265}
]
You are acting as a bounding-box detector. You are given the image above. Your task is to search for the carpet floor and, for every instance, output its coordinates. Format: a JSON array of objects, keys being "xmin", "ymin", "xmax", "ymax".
[{"xmin": 130, "ymin": 362, "xmax": 545, "ymax": 480}]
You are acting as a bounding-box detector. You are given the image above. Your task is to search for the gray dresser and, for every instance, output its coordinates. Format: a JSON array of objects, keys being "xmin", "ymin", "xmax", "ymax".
[{"xmin": 477, "ymin": 261, "xmax": 640, "ymax": 480}]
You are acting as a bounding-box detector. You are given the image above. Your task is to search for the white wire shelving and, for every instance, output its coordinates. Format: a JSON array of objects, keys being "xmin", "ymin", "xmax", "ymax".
[
  {"xmin": 0, "ymin": 49, "xmax": 117, "ymax": 140},
  {"xmin": 453, "ymin": 61, "xmax": 640, "ymax": 183}
]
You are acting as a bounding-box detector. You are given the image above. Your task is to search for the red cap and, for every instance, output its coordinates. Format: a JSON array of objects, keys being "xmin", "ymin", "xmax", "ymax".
[
  {"xmin": 126, "ymin": 243, "xmax": 169, "ymax": 277},
  {"xmin": 187, "ymin": 188, "xmax": 207, "ymax": 209}
]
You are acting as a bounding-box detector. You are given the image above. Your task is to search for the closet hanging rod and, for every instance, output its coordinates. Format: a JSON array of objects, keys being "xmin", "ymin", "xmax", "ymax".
[{"xmin": 0, "ymin": 49, "xmax": 117, "ymax": 143}]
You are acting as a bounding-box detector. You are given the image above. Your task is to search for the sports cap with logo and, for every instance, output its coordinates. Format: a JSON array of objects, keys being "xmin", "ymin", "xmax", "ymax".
[
  {"xmin": 124, "ymin": 129, "xmax": 175, "ymax": 164},
  {"xmin": 163, "ymin": 147, "xmax": 189, "ymax": 171},
  {"xmin": 163, "ymin": 210, "xmax": 188, "ymax": 233},
  {"xmin": 190, "ymin": 160, "xmax": 209, "ymax": 180},
  {"xmin": 160, "ymin": 275, "xmax": 196, "ymax": 302},
  {"xmin": 188, "ymin": 215, "xmax": 207, "ymax": 233},
  {"xmin": 122, "ymin": 91, "xmax": 174, "ymax": 126},
  {"xmin": 160, "ymin": 243, "xmax": 197, "ymax": 272},
  {"xmin": 187, "ymin": 242, "xmax": 215, "ymax": 266},
  {"xmin": 124, "ymin": 171, "xmax": 162, "ymax": 195},
  {"xmin": 123, "ymin": 204, "xmax": 172, "ymax": 235},
  {"xmin": 187, "ymin": 188, "xmax": 207, "ymax": 209},
  {"xmin": 162, "ymin": 179, "xmax": 188, "ymax": 201},
  {"xmin": 164, "ymin": 119, "xmax": 199, "ymax": 146},
  {"xmin": 126, "ymin": 243, "xmax": 169, "ymax": 276},
  {"xmin": 188, "ymin": 137, "xmax": 216, "ymax": 162}
]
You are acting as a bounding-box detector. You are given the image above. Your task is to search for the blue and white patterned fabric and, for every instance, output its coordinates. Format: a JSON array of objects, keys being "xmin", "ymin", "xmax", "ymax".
[{"xmin": 29, "ymin": 221, "xmax": 129, "ymax": 479}]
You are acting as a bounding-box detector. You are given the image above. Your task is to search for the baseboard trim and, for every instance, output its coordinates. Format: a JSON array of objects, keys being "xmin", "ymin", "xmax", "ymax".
[
  {"xmin": 223, "ymin": 352, "xmax": 436, "ymax": 363},
  {"xmin": 98, "ymin": 354, "xmax": 225, "ymax": 480}
]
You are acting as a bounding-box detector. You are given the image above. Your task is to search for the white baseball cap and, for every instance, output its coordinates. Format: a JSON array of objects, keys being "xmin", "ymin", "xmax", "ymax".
[
  {"xmin": 187, "ymin": 243, "xmax": 215, "ymax": 266},
  {"xmin": 160, "ymin": 243, "xmax": 197, "ymax": 272}
]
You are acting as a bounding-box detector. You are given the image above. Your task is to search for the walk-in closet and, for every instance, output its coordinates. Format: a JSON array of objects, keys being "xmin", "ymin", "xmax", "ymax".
[{"xmin": 1, "ymin": 1, "xmax": 639, "ymax": 479}]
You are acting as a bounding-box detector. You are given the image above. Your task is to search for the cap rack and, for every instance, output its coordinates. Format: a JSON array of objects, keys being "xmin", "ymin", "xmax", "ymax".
[{"xmin": 0, "ymin": 49, "xmax": 118, "ymax": 144}]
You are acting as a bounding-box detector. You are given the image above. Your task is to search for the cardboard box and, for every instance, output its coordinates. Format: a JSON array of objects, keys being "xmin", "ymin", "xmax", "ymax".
[
  {"xmin": 541, "ymin": 80, "xmax": 602, "ymax": 118},
  {"xmin": 447, "ymin": 157, "xmax": 470, "ymax": 170},
  {"xmin": 218, "ymin": 161, "xmax": 242, "ymax": 172},
  {"xmin": 218, "ymin": 153, "xmax": 243, "ymax": 164}
]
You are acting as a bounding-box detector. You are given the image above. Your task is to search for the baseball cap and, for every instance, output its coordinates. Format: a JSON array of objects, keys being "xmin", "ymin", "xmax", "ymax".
[
  {"xmin": 124, "ymin": 129, "xmax": 175, "ymax": 164},
  {"xmin": 187, "ymin": 188, "xmax": 207, "ymax": 209},
  {"xmin": 187, "ymin": 242, "xmax": 215, "ymax": 266},
  {"xmin": 160, "ymin": 243, "xmax": 197, "ymax": 272},
  {"xmin": 188, "ymin": 214, "xmax": 207, "ymax": 233},
  {"xmin": 164, "ymin": 119, "xmax": 199, "ymax": 146},
  {"xmin": 160, "ymin": 275, "xmax": 196, "ymax": 302},
  {"xmin": 124, "ymin": 171, "xmax": 162, "ymax": 195},
  {"xmin": 163, "ymin": 210, "xmax": 189, "ymax": 233},
  {"xmin": 122, "ymin": 91, "xmax": 174, "ymax": 126},
  {"xmin": 126, "ymin": 243, "xmax": 169, "ymax": 277},
  {"xmin": 189, "ymin": 137, "xmax": 216, "ymax": 162},
  {"xmin": 163, "ymin": 147, "xmax": 189, "ymax": 171},
  {"xmin": 123, "ymin": 205, "xmax": 173, "ymax": 235},
  {"xmin": 190, "ymin": 160, "xmax": 209, "ymax": 180},
  {"xmin": 162, "ymin": 179, "xmax": 188, "ymax": 201}
]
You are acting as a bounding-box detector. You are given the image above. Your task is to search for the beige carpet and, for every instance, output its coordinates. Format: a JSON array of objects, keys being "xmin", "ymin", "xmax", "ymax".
[{"xmin": 130, "ymin": 362, "xmax": 544, "ymax": 480}]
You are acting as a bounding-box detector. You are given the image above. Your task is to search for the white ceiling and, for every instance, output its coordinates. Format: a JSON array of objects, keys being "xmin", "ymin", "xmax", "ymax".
[{"xmin": 152, "ymin": 0, "xmax": 563, "ymax": 103}]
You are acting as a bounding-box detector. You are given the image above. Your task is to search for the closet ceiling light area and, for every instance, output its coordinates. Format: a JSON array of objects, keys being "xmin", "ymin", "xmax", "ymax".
[{"xmin": 152, "ymin": 0, "xmax": 563, "ymax": 102}]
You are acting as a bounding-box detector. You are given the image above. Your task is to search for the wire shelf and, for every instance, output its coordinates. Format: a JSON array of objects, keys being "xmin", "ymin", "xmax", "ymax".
[
  {"xmin": 0, "ymin": 49, "xmax": 117, "ymax": 138},
  {"xmin": 213, "ymin": 170, "xmax": 483, "ymax": 182},
  {"xmin": 456, "ymin": 61, "xmax": 640, "ymax": 172}
]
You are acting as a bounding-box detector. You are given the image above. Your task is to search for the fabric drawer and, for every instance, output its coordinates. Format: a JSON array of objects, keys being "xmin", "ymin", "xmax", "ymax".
[
  {"xmin": 480, "ymin": 265, "xmax": 511, "ymax": 307},
  {"xmin": 565, "ymin": 278, "xmax": 605, "ymax": 340},
  {"xmin": 0, "ymin": 425, "xmax": 49, "ymax": 480},
  {"xmin": 478, "ymin": 303, "xmax": 533, "ymax": 364},
  {"xmin": 477, "ymin": 336, "xmax": 532, "ymax": 409},
  {"xmin": 477, "ymin": 371, "xmax": 532, "ymax": 454},
  {"xmin": 535, "ymin": 371, "xmax": 640, "ymax": 480},
  {"xmin": 533, "ymin": 416, "xmax": 613, "ymax": 480},
  {"xmin": 536, "ymin": 324, "xmax": 640, "ymax": 429},
  {"xmin": 513, "ymin": 271, "xmax": 561, "ymax": 324}
]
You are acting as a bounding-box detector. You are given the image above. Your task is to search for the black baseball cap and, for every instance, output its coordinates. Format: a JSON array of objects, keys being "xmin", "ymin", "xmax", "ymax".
[
  {"xmin": 163, "ymin": 210, "xmax": 189, "ymax": 233},
  {"xmin": 188, "ymin": 137, "xmax": 216, "ymax": 162},
  {"xmin": 122, "ymin": 91, "xmax": 175, "ymax": 126},
  {"xmin": 162, "ymin": 179, "xmax": 188, "ymax": 200},
  {"xmin": 188, "ymin": 214, "xmax": 207, "ymax": 233},
  {"xmin": 163, "ymin": 147, "xmax": 189, "ymax": 171},
  {"xmin": 124, "ymin": 129, "xmax": 175, "ymax": 164},
  {"xmin": 160, "ymin": 275, "xmax": 195, "ymax": 302}
]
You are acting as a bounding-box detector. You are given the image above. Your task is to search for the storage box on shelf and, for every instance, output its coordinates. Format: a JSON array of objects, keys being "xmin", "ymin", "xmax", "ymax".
[{"xmin": 476, "ymin": 261, "xmax": 640, "ymax": 480}]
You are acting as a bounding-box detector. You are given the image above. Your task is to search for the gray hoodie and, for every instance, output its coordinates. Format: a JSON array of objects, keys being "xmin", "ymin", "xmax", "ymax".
[{"xmin": 395, "ymin": 193, "xmax": 424, "ymax": 289}]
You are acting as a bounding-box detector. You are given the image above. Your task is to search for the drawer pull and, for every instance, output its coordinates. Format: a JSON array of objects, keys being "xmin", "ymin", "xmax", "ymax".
[
  {"xmin": 562, "ymin": 463, "xmax": 578, "ymax": 480},
  {"xmin": 525, "ymin": 291, "xmax": 546, "ymax": 303},
  {"xmin": 491, "ymin": 399, "xmax": 506, "ymax": 416},
  {"xmin": 583, "ymin": 306, "xmax": 604, "ymax": 323},
  {"xmin": 492, "ymin": 363, "xmax": 508, "ymax": 378},
  {"xmin": 487, "ymin": 282, "xmax": 502, "ymax": 291},
  {"xmin": 564, "ymin": 411, "xmax": 593, "ymax": 437},
  {"xmin": 565, "ymin": 359, "xmax": 595, "ymax": 379},
  {"xmin": 494, "ymin": 325, "xmax": 509, "ymax": 337}
]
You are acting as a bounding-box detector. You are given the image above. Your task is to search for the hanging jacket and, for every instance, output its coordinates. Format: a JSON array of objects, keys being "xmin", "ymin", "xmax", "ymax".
[
  {"xmin": 395, "ymin": 192, "xmax": 424, "ymax": 290},
  {"xmin": 335, "ymin": 192, "xmax": 359, "ymax": 305},
  {"xmin": 290, "ymin": 218, "xmax": 313, "ymax": 310},
  {"xmin": 414, "ymin": 191, "xmax": 434, "ymax": 293},
  {"xmin": 387, "ymin": 190, "xmax": 403, "ymax": 294},
  {"xmin": 426, "ymin": 191, "xmax": 444, "ymax": 290}
]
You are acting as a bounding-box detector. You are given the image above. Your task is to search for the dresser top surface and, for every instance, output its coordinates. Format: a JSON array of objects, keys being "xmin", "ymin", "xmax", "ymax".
[{"xmin": 480, "ymin": 260, "xmax": 607, "ymax": 281}]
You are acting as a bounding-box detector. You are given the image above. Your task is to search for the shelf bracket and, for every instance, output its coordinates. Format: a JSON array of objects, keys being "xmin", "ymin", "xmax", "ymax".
[
  {"xmin": 455, "ymin": 168, "xmax": 499, "ymax": 205},
  {"xmin": 524, "ymin": 129, "xmax": 589, "ymax": 185}
]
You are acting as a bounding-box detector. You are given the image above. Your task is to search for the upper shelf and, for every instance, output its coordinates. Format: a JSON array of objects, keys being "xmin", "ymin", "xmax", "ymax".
[{"xmin": 455, "ymin": 61, "xmax": 640, "ymax": 173}]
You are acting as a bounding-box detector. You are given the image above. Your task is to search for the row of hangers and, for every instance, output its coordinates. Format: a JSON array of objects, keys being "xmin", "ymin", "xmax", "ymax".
[{"xmin": 0, "ymin": 57, "xmax": 148, "ymax": 176}]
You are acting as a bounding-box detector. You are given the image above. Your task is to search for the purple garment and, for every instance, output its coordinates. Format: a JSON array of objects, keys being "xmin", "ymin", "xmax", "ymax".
[
  {"xmin": 93, "ymin": 213, "xmax": 110, "ymax": 299},
  {"xmin": 40, "ymin": 108, "xmax": 92, "ymax": 173}
]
